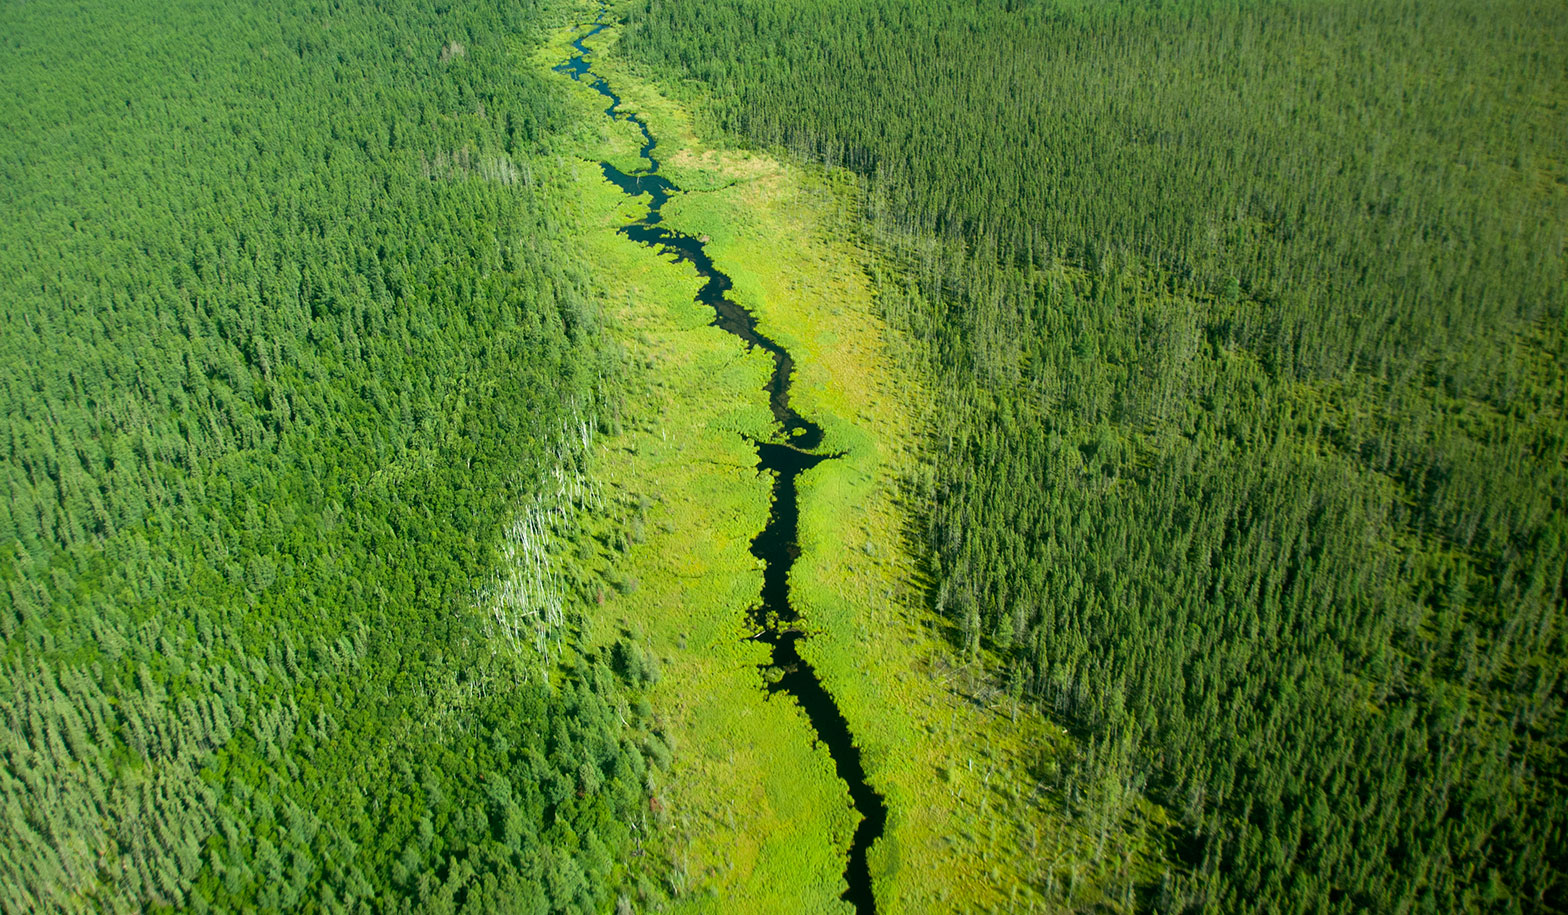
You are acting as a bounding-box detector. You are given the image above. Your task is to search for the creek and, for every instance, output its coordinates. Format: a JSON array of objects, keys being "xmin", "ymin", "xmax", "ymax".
[{"xmin": 557, "ymin": 16, "xmax": 888, "ymax": 913}]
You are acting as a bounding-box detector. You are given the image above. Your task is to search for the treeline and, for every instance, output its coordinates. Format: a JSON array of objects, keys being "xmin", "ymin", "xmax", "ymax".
[
  {"xmin": 622, "ymin": 0, "xmax": 1567, "ymax": 910},
  {"xmin": 1, "ymin": 0, "xmax": 659, "ymax": 910}
]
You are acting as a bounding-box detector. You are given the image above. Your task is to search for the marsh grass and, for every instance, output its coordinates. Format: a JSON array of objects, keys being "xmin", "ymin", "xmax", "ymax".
[{"xmin": 534, "ymin": 9, "xmax": 1170, "ymax": 910}]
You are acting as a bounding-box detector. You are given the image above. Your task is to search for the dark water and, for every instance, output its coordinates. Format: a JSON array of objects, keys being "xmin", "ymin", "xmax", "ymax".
[{"xmin": 556, "ymin": 15, "xmax": 887, "ymax": 913}]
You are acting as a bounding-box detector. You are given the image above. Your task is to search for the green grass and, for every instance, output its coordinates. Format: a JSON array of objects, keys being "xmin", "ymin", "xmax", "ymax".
[
  {"xmin": 538, "ymin": 11, "xmax": 1173, "ymax": 910},
  {"xmin": 536, "ymin": 20, "xmax": 863, "ymax": 912},
  {"xmin": 656, "ymin": 139, "xmax": 1173, "ymax": 913}
]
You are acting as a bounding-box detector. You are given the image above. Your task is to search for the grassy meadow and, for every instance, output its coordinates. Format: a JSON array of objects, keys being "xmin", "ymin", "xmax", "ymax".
[{"xmin": 536, "ymin": 12, "xmax": 1168, "ymax": 910}]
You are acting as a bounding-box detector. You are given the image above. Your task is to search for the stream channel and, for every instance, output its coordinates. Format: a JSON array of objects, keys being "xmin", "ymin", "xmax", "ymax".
[{"xmin": 557, "ymin": 14, "xmax": 887, "ymax": 913}]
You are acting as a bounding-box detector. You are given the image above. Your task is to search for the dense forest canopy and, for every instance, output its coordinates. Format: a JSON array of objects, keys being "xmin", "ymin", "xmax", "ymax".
[
  {"xmin": 4, "ymin": 0, "xmax": 1564, "ymax": 909},
  {"xmin": 1, "ymin": 0, "xmax": 657, "ymax": 910},
  {"xmin": 624, "ymin": 0, "xmax": 1568, "ymax": 909}
]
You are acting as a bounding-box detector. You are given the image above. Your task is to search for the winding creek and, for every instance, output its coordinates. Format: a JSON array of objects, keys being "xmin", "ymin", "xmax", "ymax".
[{"xmin": 557, "ymin": 15, "xmax": 887, "ymax": 913}]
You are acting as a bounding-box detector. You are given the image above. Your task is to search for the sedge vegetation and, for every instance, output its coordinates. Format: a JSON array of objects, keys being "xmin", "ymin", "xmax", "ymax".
[
  {"xmin": 623, "ymin": 0, "xmax": 1568, "ymax": 910},
  {"xmin": 1, "ymin": 0, "xmax": 666, "ymax": 910},
  {"xmin": 540, "ymin": 15, "xmax": 1168, "ymax": 910}
]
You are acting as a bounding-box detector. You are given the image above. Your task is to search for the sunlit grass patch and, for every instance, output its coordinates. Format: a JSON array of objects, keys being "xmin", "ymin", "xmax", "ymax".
[
  {"xmin": 539, "ymin": 9, "xmax": 1171, "ymax": 911},
  {"xmin": 539, "ymin": 22, "xmax": 860, "ymax": 911}
]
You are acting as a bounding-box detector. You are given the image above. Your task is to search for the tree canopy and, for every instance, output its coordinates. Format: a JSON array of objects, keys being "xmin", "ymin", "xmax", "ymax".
[
  {"xmin": 624, "ymin": 0, "xmax": 1568, "ymax": 908},
  {"xmin": 0, "ymin": 0, "xmax": 657, "ymax": 910}
]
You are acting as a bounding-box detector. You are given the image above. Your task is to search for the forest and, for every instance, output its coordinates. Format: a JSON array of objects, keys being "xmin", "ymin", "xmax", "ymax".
[
  {"xmin": 4, "ymin": 0, "xmax": 1565, "ymax": 910},
  {"xmin": 1, "ymin": 0, "xmax": 663, "ymax": 910},
  {"xmin": 621, "ymin": 0, "xmax": 1568, "ymax": 910}
]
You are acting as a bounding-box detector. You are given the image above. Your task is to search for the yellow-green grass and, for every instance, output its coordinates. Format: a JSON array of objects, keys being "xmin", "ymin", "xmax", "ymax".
[
  {"xmin": 646, "ymin": 148, "xmax": 1160, "ymax": 912},
  {"xmin": 534, "ymin": 9, "xmax": 1171, "ymax": 911},
  {"xmin": 534, "ymin": 20, "xmax": 863, "ymax": 914}
]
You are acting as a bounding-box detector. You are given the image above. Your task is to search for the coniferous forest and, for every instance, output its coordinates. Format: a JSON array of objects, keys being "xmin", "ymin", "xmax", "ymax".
[
  {"xmin": 3, "ymin": 0, "xmax": 1564, "ymax": 911},
  {"xmin": 2, "ymin": 1, "xmax": 659, "ymax": 910},
  {"xmin": 622, "ymin": 0, "xmax": 1567, "ymax": 910}
]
